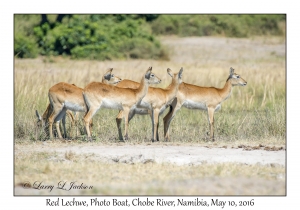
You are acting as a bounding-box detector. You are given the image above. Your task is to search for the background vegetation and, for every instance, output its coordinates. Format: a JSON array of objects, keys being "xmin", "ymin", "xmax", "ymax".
[
  {"xmin": 14, "ymin": 14, "xmax": 285, "ymax": 60},
  {"xmin": 151, "ymin": 14, "xmax": 285, "ymax": 37},
  {"xmin": 14, "ymin": 35, "xmax": 285, "ymax": 144},
  {"xmin": 14, "ymin": 14, "xmax": 286, "ymax": 144}
]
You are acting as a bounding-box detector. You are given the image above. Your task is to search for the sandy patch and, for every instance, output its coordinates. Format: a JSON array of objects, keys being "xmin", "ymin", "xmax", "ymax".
[{"xmin": 16, "ymin": 143, "xmax": 285, "ymax": 166}]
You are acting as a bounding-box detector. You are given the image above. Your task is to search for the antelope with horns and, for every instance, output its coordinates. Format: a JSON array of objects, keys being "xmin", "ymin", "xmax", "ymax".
[
  {"xmin": 82, "ymin": 67, "xmax": 161, "ymax": 141},
  {"xmin": 116, "ymin": 67, "xmax": 183, "ymax": 142},
  {"xmin": 163, "ymin": 67, "xmax": 247, "ymax": 141},
  {"xmin": 36, "ymin": 68, "xmax": 122, "ymax": 139}
]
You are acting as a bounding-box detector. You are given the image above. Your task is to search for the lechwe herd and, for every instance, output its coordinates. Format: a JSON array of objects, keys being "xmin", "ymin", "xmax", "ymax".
[{"xmin": 36, "ymin": 67, "xmax": 246, "ymax": 142}]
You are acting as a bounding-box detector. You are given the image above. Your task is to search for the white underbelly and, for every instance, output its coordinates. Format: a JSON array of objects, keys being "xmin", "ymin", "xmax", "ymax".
[
  {"xmin": 183, "ymin": 100, "xmax": 221, "ymax": 112},
  {"xmin": 133, "ymin": 101, "xmax": 151, "ymax": 115},
  {"xmin": 134, "ymin": 108, "xmax": 149, "ymax": 115},
  {"xmin": 64, "ymin": 101, "xmax": 85, "ymax": 112},
  {"xmin": 136, "ymin": 100, "xmax": 152, "ymax": 110},
  {"xmin": 101, "ymin": 99, "xmax": 123, "ymax": 110},
  {"xmin": 134, "ymin": 101, "xmax": 169, "ymax": 116},
  {"xmin": 183, "ymin": 100, "xmax": 207, "ymax": 110},
  {"xmin": 215, "ymin": 104, "xmax": 221, "ymax": 111}
]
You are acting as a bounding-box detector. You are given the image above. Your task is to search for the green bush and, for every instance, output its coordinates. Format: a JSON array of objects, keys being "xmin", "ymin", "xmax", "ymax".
[
  {"xmin": 30, "ymin": 15, "xmax": 167, "ymax": 60},
  {"xmin": 71, "ymin": 44, "xmax": 120, "ymax": 60},
  {"xmin": 151, "ymin": 14, "xmax": 285, "ymax": 37},
  {"xmin": 14, "ymin": 33, "xmax": 39, "ymax": 58},
  {"xmin": 117, "ymin": 37, "xmax": 163, "ymax": 59}
]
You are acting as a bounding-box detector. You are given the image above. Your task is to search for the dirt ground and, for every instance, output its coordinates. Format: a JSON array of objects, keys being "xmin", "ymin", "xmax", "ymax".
[
  {"xmin": 15, "ymin": 142, "xmax": 285, "ymax": 166},
  {"xmin": 14, "ymin": 142, "xmax": 286, "ymax": 195}
]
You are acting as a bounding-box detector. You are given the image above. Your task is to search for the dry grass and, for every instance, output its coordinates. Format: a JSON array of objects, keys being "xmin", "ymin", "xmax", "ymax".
[{"xmin": 14, "ymin": 36, "xmax": 286, "ymax": 144}]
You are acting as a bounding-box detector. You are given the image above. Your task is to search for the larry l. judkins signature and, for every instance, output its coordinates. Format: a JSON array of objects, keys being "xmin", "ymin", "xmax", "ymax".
[{"xmin": 22, "ymin": 181, "xmax": 93, "ymax": 192}]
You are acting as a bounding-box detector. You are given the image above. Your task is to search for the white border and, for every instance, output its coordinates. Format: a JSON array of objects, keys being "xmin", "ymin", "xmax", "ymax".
[{"xmin": 3, "ymin": 0, "xmax": 296, "ymax": 209}]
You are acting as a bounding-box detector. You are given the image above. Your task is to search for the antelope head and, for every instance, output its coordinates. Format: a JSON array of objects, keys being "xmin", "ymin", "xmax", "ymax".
[
  {"xmin": 103, "ymin": 68, "xmax": 122, "ymax": 85},
  {"xmin": 144, "ymin": 66, "xmax": 161, "ymax": 85},
  {"xmin": 227, "ymin": 67, "xmax": 247, "ymax": 86},
  {"xmin": 167, "ymin": 67, "xmax": 183, "ymax": 84}
]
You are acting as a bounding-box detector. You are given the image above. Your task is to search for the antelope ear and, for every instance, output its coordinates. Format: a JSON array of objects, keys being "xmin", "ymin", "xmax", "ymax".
[
  {"xmin": 167, "ymin": 68, "xmax": 173, "ymax": 78},
  {"xmin": 104, "ymin": 68, "xmax": 113, "ymax": 80},
  {"xmin": 230, "ymin": 67, "xmax": 234, "ymax": 75},
  {"xmin": 178, "ymin": 67, "xmax": 183, "ymax": 79},
  {"xmin": 145, "ymin": 67, "xmax": 152, "ymax": 79},
  {"xmin": 36, "ymin": 110, "xmax": 42, "ymax": 121}
]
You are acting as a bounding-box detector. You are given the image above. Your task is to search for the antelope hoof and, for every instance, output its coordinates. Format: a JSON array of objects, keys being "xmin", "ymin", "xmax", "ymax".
[{"xmin": 124, "ymin": 135, "xmax": 129, "ymax": 140}]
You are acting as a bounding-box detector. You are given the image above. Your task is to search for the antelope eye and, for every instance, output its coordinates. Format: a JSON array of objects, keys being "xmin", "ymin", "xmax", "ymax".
[
  {"xmin": 236, "ymin": 75, "xmax": 240, "ymax": 78},
  {"xmin": 111, "ymin": 74, "xmax": 114, "ymax": 77},
  {"xmin": 151, "ymin": 74, "xmax": 154, "ymax": 77}
]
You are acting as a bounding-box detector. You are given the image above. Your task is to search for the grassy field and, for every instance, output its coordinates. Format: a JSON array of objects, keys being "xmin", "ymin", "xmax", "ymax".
[
  {"xmin": 14, "ymin": 36, "xmax": 286, "ymax": 145},
  {"xmin": 14, "ymin": 36, "xmax": 286, "ymax": 196}
]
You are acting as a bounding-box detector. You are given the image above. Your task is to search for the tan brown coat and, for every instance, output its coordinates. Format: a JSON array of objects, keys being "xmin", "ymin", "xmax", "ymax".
[{"xmin": 163, "ymin": 67, "xmax": 247, "ymax": 141}]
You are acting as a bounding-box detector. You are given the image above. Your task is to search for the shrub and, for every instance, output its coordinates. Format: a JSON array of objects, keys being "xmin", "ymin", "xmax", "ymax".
[
  {"xmin": 32, "ymin": 15, "xmax": 167, "ymax": 60},
  {"xmin": 71, "ymin": 44, "xmax": 119, "ymax": 60},
  {"xmin": 14, "ymin": 33, "xmax": 39, "ymax": 58}
]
